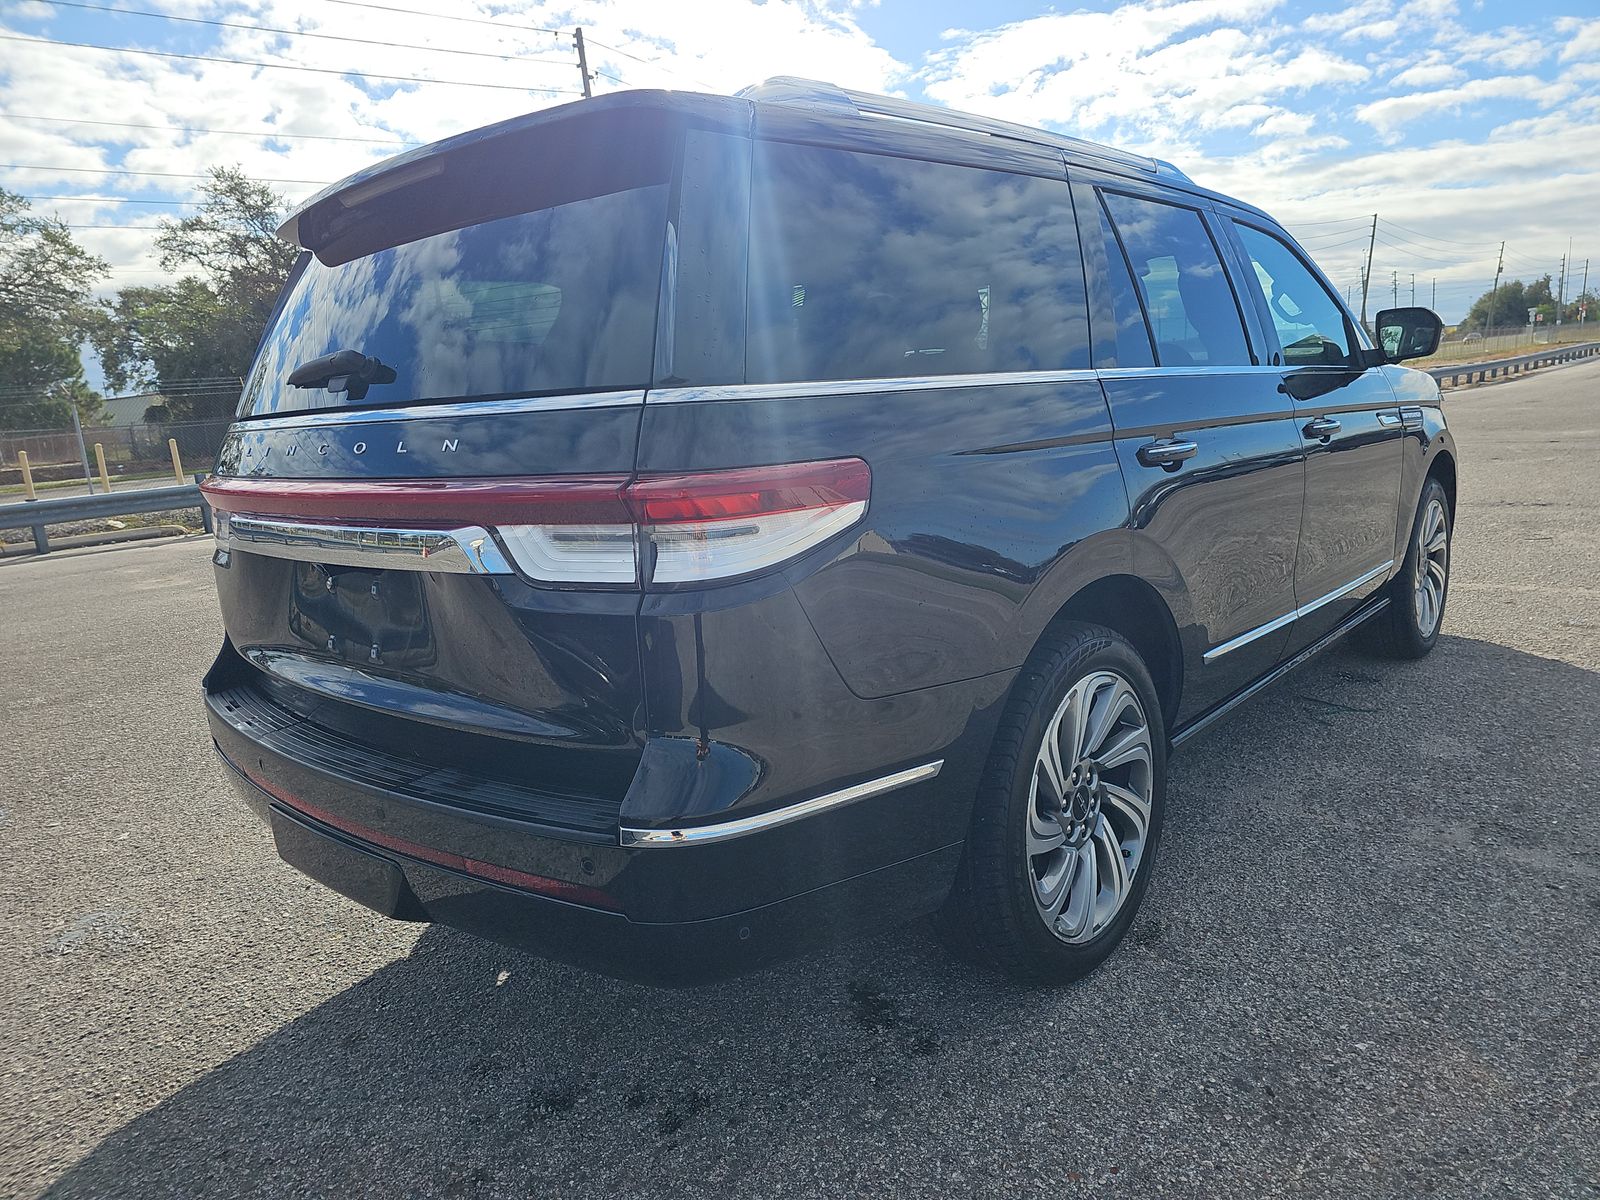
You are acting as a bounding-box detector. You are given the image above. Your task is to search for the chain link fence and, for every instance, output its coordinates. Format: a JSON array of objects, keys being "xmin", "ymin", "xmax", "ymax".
[
  {"xmin": 1426, "ymin": 322, "xmax": 1598, "ymax": 363},
  {"xmin": 1, "ymin": 418, "xmax": 231, "ymax": 490}
]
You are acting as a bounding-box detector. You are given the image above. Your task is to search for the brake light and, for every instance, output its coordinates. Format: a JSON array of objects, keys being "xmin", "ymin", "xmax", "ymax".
[
  {"xmin": 201, "ymin": 458, "xmax": 870, "ymax": 587},
  {"xmin": 629, "ymin": 459, "xmax": 870, "ymax": 584}
]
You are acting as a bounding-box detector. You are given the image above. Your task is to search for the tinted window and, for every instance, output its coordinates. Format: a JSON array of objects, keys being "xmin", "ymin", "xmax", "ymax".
[
  {"xmin": 243, "ymin": 185, "xmax": 667, "ymax": 416},
  {"xmin": 1095, "ymin": 200, "xmax": 1155, "ymax": 367},
  {"xmin": 1100, "ymin": 192, "xmax": 1251, "ymax": 367},
  {"xmin": 1234, "ymin": 224, "xmax": 1352, "ymax": 366},
  {"xmin": 747, "ymin": 143, "xmax": 1089, "ymax": 383}
]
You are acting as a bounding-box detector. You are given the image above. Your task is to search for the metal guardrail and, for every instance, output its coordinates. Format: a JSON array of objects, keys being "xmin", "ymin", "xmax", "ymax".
[
  {"xmin": 0, "ymin": 477, "xmax": 211, "ymax": 556},
  {"xmin": 1428, "ymin": 341, "xmax": 1600, "ymax": 388}
]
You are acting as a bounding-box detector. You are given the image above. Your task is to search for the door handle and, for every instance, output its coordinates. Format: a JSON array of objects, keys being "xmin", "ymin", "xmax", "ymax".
[
  {"xmin": 1136, "ymin": 438, "xmax": 1199, "ymax": 470},
  {"xmin": 1302, "ymin": 416, "xmax": 1341, "ymax": 441}
]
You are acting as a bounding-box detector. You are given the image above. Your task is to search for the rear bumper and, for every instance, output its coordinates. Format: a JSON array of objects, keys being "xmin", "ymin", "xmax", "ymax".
[{"xmin": 217, "ymin": 744, "xmax": 961, "ymax": 985}]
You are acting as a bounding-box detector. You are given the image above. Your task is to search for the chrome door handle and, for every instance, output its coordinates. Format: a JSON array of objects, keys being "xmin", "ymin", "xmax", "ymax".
[
  {"xmin": 1302, "ymin": 416, "xmax": 1341, "ymax": 441},
  {"xmin": 1136, "ymin": 438, "xmax": 1199, "ymax": 470}
]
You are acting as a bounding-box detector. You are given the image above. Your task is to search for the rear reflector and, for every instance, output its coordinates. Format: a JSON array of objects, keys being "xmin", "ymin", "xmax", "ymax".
[{"xmin": 202, "ymin": 457, "xmax": 870, "ymax": 587}]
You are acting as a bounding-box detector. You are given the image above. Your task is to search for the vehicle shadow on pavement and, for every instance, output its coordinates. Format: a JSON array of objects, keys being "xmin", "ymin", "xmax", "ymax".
[{"xmin": 40, "ymin": 636, "xmax": 1600, "ymax": 1199}]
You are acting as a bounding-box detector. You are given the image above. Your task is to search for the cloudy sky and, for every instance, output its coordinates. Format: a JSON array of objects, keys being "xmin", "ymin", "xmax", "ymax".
[{"xmin": 3, "ymin": 0, "xmax": 1597, "ymax": 336}]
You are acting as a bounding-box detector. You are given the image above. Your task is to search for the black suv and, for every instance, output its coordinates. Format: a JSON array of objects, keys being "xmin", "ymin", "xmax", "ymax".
[{"xmin": 202, "ymin": 79, "xmax": 1456, "ymax": 985}]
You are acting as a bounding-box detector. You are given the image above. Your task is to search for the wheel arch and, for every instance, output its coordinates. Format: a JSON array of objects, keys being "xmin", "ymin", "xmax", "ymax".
[
  {"xmin": 1427, "ymin": 446, "xmax": 1457, "ymax": 516},
  {"xmin": 1037, "ymin": 574, "xmax": 1184, "ymax": 731}
]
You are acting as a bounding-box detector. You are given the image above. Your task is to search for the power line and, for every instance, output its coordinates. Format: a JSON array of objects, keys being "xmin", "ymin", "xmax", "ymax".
[
  {"xmin": 4, "ymin": 112, "xmax": 417, "ymax": 146},
  {"xmin": 0, "ymin": 34, "xmax": 584, "ymax": 95},
  {"xmin": 22, "ymin": 195, "xmax": 199, "ymax": 205},
  {"xmin": 3, "ymin": 163, "xmax": 332, "ymax": 184},
  {"xmin": 1378, "ymin": 218, "xmax": 1497, "ymax": 249},
  {"xmin": 321, "ymin": 0, "xmax": 564, "ymax": 38},
  {"xmin": 581, "ymin": 35, "xmax": 717, "ymax": 91},
  {"xmin": 32, "ymin": 0, "xmax": 578, "ymax": 68}
]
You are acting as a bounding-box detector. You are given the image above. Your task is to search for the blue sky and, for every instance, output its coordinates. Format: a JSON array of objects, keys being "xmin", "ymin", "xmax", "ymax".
[{"xmin": 3, "ymin": 0, "xmax": 1597, "ymax": 341}]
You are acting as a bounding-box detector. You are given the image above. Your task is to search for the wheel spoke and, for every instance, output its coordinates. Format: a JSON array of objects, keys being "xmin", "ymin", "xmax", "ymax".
[
  {"xmin": 1102, "ymin": 782, "xmax": 1151, "ymax": 845},
  {"xmin": 1427, "ymin": 558, "xmax": 1447, "ymax": 589},
  {"xmin": 1425, "ymin": 529, "xmax": 1447, "ymax": 555},
  {"xmin": 1056, "ymin": 843, "xmax": 1096, "ymax": 940},
  {"xmin": 1094, "ymin": 820, "xmax": 1130, "ymax": 928},
  {"xmin": 1028, "ymin": 802, "xmax": 1067, "ymax": 857},
  {"xmin": 1035, "ymin": 845, "xmax": 1076, "ymax": 917},
  {"xmin": 1038, "ymin": 707, "xmax": 1070, "ymax": 803},
  {"xmin": 1096, "ymin": 722, "xmax": 1151, "ymax": 773},
  {"xmin": 1081, "ymin": 677, "xmax": 1132, "ymax": 760}
]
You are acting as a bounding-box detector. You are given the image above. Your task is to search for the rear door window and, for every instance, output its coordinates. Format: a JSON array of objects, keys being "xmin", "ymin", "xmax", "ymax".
[
  {"xmin": 1100, "ymin": 192, "xmax": 1252, "ymax": 367},
  {"xmin": 242, "ymin": 185, "xmax": 668, "ymax": 416},
  {"xmin": 1232, "ymin": 223, "xmax": 1353, "ymax": 367},
  {"xmin": 746, "ymin": 143, "xmax": 1090, "ymax": 383}
]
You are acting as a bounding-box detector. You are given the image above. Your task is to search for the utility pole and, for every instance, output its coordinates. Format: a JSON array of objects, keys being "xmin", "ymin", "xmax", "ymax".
[
  {"xmin": 573, "ymin": 28, "xmax": 593, "ymax": 99},
  {"xmin": 1483, "ymin": 242, "xmax": 1505, "ymax": 337},
  {"xmin": 1580, "ymin": 258, "xmax": 1590, "ymax": 331},
  {"xmin": 1557, "ymin": 243, "xmax": 1569, "ymax": 326},
  {"xmin": 1359, "ymin": 213, "xmax": 1378, "ymax": 329},
  {"xmin": 1391, "ymin": 270, "xmax": 1399, "ymax": 309},
  {"xmin": 1410, "ymin": 273, "xmax": 1416, "ymax": 306},
  {"xmin": 1431, "ymin": 277, "xmax": 1436, "ymax": 310}
]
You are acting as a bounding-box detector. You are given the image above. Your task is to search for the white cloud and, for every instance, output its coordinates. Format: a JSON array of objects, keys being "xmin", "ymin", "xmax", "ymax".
[
  {"xmin": 1390, "ymin": 62, "xmax": 1466, "ymax": 88},
  {"xmin": 1555, "ymin": 16, "xmax": 1600, "ymax": 62},
  {"xmin": 1357, "ymin": 75, "xmax": 1573, "ymax": 132}
]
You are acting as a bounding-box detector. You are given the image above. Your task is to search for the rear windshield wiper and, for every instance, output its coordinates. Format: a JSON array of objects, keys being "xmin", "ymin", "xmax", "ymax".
[{"xmin": 287, "ymin": 350, "xmax": 397, "ymax": 401}]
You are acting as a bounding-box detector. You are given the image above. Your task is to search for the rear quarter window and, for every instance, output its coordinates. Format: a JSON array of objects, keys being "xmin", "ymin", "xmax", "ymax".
[{"xmin": 746, "ymin": 143, "xmax": 1090, "ymax": 384}]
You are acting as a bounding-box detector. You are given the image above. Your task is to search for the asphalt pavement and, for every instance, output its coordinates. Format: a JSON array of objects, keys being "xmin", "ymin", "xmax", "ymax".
[{"xmin": 2, "ymin": 361, "xmax": 1597, "ymax": 1199}]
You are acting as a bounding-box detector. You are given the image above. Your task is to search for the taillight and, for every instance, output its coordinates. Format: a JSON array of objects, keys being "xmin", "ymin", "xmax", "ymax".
[
  {"xmin": 629, "ymin": 459, "xmax": 870, "ymax": 584},
  {"xmin": 201, "ymin": 458, "xmax": 870, "ymax": 588}
]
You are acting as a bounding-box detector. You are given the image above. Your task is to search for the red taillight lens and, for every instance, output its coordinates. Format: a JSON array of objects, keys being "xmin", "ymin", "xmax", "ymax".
[
  {"xmin": 205, "ymin": 458, "xmax": 870, "ymax": 587},
  {"xmin": 627, "ymin": 459, "xmax": 872, "ymax": 525},
  {"xmin": 200, "ymin": 475, "xmax": 632, "ymax": 526}
]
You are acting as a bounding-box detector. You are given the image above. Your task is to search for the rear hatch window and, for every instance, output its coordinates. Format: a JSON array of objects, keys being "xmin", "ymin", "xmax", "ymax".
[{"xmin": 242, "ymin": 116, "xmax": 671, "ymax": 418}]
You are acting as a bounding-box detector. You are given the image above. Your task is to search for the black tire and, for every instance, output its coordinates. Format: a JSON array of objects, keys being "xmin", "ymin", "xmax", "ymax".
[
  {"xmin": 1369, "ymin": 477, "xmax": 1451, "ymax": 660},
  {"xmin": 936, "ymin": 622, "xmax": 1167, "ymax": 985}
]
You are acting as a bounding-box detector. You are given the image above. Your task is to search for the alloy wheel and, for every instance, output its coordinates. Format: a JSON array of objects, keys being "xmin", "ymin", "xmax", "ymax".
[
  {"xmin": 1413, "ymin": 497, "xmax": 1449, "ymax": 638},
  {"xmin": 1028, "ymin": 670, "xmax": 1154, "ymax": 944}
]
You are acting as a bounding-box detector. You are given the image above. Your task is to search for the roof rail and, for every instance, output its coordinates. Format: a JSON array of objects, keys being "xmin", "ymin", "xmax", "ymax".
[{"xmin": 737, "ymin": 77, "xmax": 1190, "ymax": 183}]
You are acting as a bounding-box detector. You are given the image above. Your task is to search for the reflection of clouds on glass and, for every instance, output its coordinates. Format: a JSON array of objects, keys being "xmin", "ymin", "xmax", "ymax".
[
  {"xmin": 1234, "ymin": 225, "xmax": 1350, "ymax": 365},
  {"xmin": 244, "ymin": 187, "xmax": 666, "ymax": 416},
  {"xmin": 748, "ymin": 145, "xmax": 1090, "ymax": 384},
  {"xmin": 1102, "ymin": 194, "xmax": 1250, "ymax": 366}
]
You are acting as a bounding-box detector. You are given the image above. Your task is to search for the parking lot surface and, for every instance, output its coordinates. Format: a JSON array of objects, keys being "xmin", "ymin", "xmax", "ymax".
[{"xmin": 3, "ymin": 362, "xmax": 1597, "ymax": 1199}]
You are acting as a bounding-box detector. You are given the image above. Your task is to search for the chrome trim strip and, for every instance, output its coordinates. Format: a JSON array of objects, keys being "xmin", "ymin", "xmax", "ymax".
[
  {"xmin": 233, "ymin": 389, "xmax": 646, "ymax": 431},
  {"xmin": 647, "ymin": 371, "xmax": 1096, "ymax": 405},
  {"xmin": 619, "ymin": 760, "xmax": 944, "ymax": 847},
  {"xmin": 1376, "ymin": 412, "xmax": 1403, "ymax": 427},
  {"xmin": 1203, "ymin": 560, "xmax": 1395, "ymax": 663},
  {"xmin": 222, "ymin": 514, "xmax": 513, "ymax": 574}
]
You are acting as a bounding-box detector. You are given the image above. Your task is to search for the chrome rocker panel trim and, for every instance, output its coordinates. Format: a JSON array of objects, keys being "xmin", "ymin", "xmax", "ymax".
[
  {"xmin": 619, "ymin": 761, "xmax": 945, "ymax": 847},
  {"xmin": 220, "ymin": 513, "xmax": 513, "ymax": 574},
  {"xmin": 1203, "ymin": 560, "xmax": 1395, "ymax": 663}
]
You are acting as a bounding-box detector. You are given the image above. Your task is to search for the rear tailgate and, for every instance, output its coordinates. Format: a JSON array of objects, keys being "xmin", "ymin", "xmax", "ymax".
[{"xmin": 203, "ymin": 100, "xmax": 685, "ymax": 821}]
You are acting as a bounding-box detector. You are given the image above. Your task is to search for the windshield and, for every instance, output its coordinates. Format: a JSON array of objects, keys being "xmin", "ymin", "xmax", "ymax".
[{"xmin": 241, "ymin": 184, "xmax": 667, "ymax": 417}]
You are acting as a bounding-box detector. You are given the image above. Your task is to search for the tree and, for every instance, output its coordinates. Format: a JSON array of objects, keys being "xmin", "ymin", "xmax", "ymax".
[
  {"xmin": 1463, "ymin": 274, "xmax": 1558, "ymax": 330},
  {"xmin": 94, "ymin": 167, "xmax": 299, "ymax": 420},
  {"xmin": 0, "ymin": 189, "xmax": 107, "ymax": 430}
]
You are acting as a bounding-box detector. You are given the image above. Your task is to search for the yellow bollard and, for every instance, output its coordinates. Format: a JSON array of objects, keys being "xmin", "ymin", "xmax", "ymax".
[
  {"xmin": 94, "ymin": 442, "xmax": 112, "ymax": 492},
  {"xmin": 17, "ymin": 450, "xmax": 37, "ymax": 500},
  {"xmin": 168, "ymin": 437, "xmax": 184, "ymax": 483}
]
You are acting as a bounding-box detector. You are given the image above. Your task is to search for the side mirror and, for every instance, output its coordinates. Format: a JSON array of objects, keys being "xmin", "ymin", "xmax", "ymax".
[{"xmin": 1374, "ymin": 307, "xmax": 1443, "ymax": 363}]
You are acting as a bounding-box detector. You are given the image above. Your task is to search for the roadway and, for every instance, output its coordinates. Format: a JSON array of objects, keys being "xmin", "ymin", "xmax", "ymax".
[{"xmin": 2, "ymin": 360, "xmax": 1597, "ymax": 1198}]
